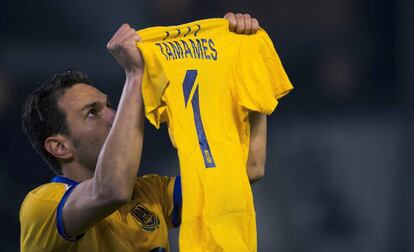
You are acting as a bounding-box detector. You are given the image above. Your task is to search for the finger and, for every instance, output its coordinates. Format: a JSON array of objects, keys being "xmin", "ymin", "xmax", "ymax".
[
  {"xmin": 122, "ymin": 30, "xmax": 140, "ymax": 41},
  {"xmin": 117, "ymin": 23, "xmax": 132, "ymax": 37},
  {"xmin": 133, "ymin": 34, "xmax": 141, "ymax": 42},
  {"xmin": 107, "ymin": 24, "xmax": 132, "ymax": 47},
  {"xmin": 251, "ymin": 18, "xmax": 260, "ymax": 34},
  {"xmin": 118, "ymin": 27, "xmax": 137, "ymax": 43},
  {"xmin": 125, "ymin": 28, "xmax": 137, "ymax": 38},
  {"xmin": 108, "ymin": 30, "xmax": 138, "ymax": 52},
  {"xmin": 120, "ymin": 32, "xmax": 141, "ymax": 49},
  {"xmin": 235, "ymin": 13, "xmax": 245, "ymax": 34},
  {"xmin": 243, "ymin": 13, "xmax": 252, "ymax": 35},
  {"xmin": 223, "ymin": 12, "xmax": 232, "ymax": 19},
  {"xmin": 224, "ymin": 12, "xmax": 237, "ymax": 32},
  {"xmin": 127, "ymin": 33, "xmax": 142, "ymax": 44}
]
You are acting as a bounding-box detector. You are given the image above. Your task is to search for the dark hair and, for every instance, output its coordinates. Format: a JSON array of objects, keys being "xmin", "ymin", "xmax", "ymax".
[{"xmin": 22, "ymin": 69, "xmax": 93, "ymax": 175}]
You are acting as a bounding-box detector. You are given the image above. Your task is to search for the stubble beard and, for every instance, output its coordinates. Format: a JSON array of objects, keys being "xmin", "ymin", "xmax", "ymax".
[{"xmin": 72, "ymin": 136, "xmax": 101, "ymax": 172}]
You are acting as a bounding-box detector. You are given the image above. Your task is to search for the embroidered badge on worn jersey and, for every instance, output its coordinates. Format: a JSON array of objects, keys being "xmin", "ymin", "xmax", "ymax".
[{"xmin": 130, "ymin": 203, "xmax": 160, "ymax": 232}]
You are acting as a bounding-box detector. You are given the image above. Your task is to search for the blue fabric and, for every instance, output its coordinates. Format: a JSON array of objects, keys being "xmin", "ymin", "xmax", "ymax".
[
  {"xmin": 172, "ymin": 176, "xmax": 182, "ymax": 227},
  {"xmin": 51, "ymin": 176, "xmax": 84, "ymax": 241},
  {"xmin": 51, "ymin": 176, "xmax": 78, "ymax": 186},
  {"xmin": 150, "ymin": 247, "xmax": 166, "ymax": 252},
  {"xmin": 182, "ymin": 69, "xmax": 198, "ymax": 106},
  {"xmin": 181, "ymin": 69, "xmax": 216, "ymax": 168},
  {"xmin": 191, "ymin": 85, "xmax": 216, "ymax": 168}
]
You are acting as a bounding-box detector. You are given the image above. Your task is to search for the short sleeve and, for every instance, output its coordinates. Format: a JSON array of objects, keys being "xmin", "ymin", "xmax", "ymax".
[
  {"xmin": 137, "ymin": 40, "xmax": 169, "ymax": 129},
  {"xmin": 20, "ymin": 183, "xmax": 84, "ymax": 251},
  {"xmin": 20, "ymin": 187, "xmax": 64, "ymax": 251},
  {"xmin": 233, "ymin": 29, "xmax": 293, "ymax": 114}
]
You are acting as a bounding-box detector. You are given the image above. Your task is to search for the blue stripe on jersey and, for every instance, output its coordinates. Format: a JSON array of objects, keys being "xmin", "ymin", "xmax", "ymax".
[
  {"xmin": 182, "ymin": 69, "xmax": 198, "ymax": 107},
  {"xmin": 191, "ymin": 86, "xmax": 216, "ymax": 168},
  {"xmin": 172, "ymin": 176, "xmax": 182, "ymax": 228}
]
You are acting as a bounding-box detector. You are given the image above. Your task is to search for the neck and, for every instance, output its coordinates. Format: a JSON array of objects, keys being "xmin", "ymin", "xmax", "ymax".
[{"xmin": 61, "ymin": 162, "xmax": 94, "ymax": 183}]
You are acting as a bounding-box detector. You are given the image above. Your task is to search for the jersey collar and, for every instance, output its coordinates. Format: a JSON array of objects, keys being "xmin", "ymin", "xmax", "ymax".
[{"xmin": 51, "ymin": 176, "xmax": 79, "ymax": 186}]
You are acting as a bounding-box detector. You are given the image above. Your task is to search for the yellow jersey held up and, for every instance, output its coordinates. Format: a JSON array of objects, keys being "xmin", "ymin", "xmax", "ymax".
[{"xmin": 137, "ymin": 18, "xmax": 293, "ymax": 251}]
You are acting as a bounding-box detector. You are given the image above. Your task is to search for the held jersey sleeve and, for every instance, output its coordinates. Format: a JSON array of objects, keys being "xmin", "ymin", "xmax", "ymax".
[{"xmin": 137, "ymin": 18, "xmax": 293, "ymax": 252}]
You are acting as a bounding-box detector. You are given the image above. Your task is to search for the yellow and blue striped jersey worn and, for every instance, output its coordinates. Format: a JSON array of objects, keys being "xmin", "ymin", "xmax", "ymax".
[
  {"xmin": 20, "ymin": 175, "xmax": 181, "ymax": 252},
  {"xmin": 137, "ymin": 18, "xmax": 293, "ymax": 251}
]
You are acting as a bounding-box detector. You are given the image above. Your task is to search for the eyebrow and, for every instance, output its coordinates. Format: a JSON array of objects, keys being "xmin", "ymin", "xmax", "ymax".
[
  {"xmin": 79, "ymin": 101, "xmax": 98, "ymax": 113},
  {"xmin": 78, "ymin": 95, "xmax": 109, "ymax": 113}
]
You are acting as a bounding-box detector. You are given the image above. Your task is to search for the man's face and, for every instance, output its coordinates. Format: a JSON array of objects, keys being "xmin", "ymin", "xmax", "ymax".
[{"xmin": 58, "ymin": 83, "xmax": 115, "ymax": 170}]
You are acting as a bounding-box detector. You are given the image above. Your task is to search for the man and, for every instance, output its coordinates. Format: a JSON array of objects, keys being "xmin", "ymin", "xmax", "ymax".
[{"xmin": 20, "ymin": 13, "xmax": 265, "ymax": 251}]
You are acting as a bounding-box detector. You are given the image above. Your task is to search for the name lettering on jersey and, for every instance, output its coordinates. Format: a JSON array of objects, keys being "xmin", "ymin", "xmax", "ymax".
[
  {"xmin": 155, "ymin": 24, "xmax": 218, "ymax": 61},
  {"xmin": 130, "ymin": 203, "xmax": 160, "ymax": 232}
]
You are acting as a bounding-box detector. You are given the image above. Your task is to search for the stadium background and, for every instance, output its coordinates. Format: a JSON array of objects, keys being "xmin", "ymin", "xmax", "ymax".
[{"xmin": 1, "ymin": 0, "xmax": 412, "ymax": 251}]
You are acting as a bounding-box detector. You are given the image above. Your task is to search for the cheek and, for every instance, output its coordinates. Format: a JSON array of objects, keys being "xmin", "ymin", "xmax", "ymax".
[
  {"xmin": 73, "ymin": 129, "xmax": 105, "ymax": 157},
  {"xmin": 73, "ymin": 119, "xmax": 106, "ymax": 147},
  {"xmin": 88, "ymin": 124, "xmax": 109, "ymax": 146},
  {"xmin": 73, "ymin": 115, "xmax": 111, "ymax": 149},
  {"xmin": 88, "ymin": 116, "xmax": 111, "ymax": 130},
  {"xmin": 91, "ymin": 118, "xmax": 111, "ymax": 144}
]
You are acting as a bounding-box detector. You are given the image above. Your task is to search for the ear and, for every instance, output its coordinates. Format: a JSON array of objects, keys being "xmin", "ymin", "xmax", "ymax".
[{"xmin": 45, "ymin": 135, "xmax": 73, "ymax": 160}]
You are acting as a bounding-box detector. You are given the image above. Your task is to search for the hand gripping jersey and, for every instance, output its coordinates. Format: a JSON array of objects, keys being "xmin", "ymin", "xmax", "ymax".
[
  {"xmin": 20, "ymin": 175, "xmax": 181, "ymax": 252},
  {"xmin": 137, "ymin": 18, "xmax": 293, "ymax": 251}
]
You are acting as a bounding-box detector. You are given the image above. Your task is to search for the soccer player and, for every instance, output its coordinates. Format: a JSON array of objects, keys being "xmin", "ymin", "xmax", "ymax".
[{"xmin": 20, "ymin": 13, "xmax": 262, "ymax": 251}]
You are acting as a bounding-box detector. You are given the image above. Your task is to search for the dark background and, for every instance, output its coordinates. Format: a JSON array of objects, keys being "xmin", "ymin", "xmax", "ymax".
[{"xmin": 1, "ymin": 0, "xmax": 413, "ymax": 251}]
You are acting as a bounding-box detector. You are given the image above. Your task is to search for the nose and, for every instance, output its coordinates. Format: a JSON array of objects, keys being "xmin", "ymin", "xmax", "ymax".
[{"xmin": 105, "ymin": 107, "xmax": 116, "ymax": 125}]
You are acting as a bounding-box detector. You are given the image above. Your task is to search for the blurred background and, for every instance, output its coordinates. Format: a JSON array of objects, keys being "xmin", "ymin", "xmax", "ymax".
[{"xmin": 1, "ymin": 0, "xmax": 413, "ymax": 251}]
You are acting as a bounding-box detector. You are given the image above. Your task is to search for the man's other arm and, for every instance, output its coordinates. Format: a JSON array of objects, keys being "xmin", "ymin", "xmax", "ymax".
[{"xmin": 247, "ymin": 112, "xmax": 267, "ymax": 184}]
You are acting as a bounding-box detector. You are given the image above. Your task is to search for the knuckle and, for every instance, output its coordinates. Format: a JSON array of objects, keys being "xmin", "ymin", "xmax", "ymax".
[{"xmin": 109, "ymin": 41, "xmax": 122, "ymax": 51}]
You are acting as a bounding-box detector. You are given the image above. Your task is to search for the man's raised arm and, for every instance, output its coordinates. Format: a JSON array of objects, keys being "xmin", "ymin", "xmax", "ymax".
[{"xmin": 62, "ymin": 24, "xmax": 145, "ymax": 238}]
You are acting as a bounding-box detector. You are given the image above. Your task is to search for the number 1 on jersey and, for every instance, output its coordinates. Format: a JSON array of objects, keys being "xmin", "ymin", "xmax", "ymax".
[{"xmin": 182, "ymin": 70, "xmax": 216, "ymax": 168}]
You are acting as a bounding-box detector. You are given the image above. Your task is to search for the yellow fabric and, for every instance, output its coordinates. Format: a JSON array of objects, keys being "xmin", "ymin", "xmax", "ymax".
[
  {"xmin": 20, "ymin": 175, "xmax": 176, "ymax": 252},
  {"xmin": 138, "ymin": 18, "xmax": 293, "ymax": 251}
]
